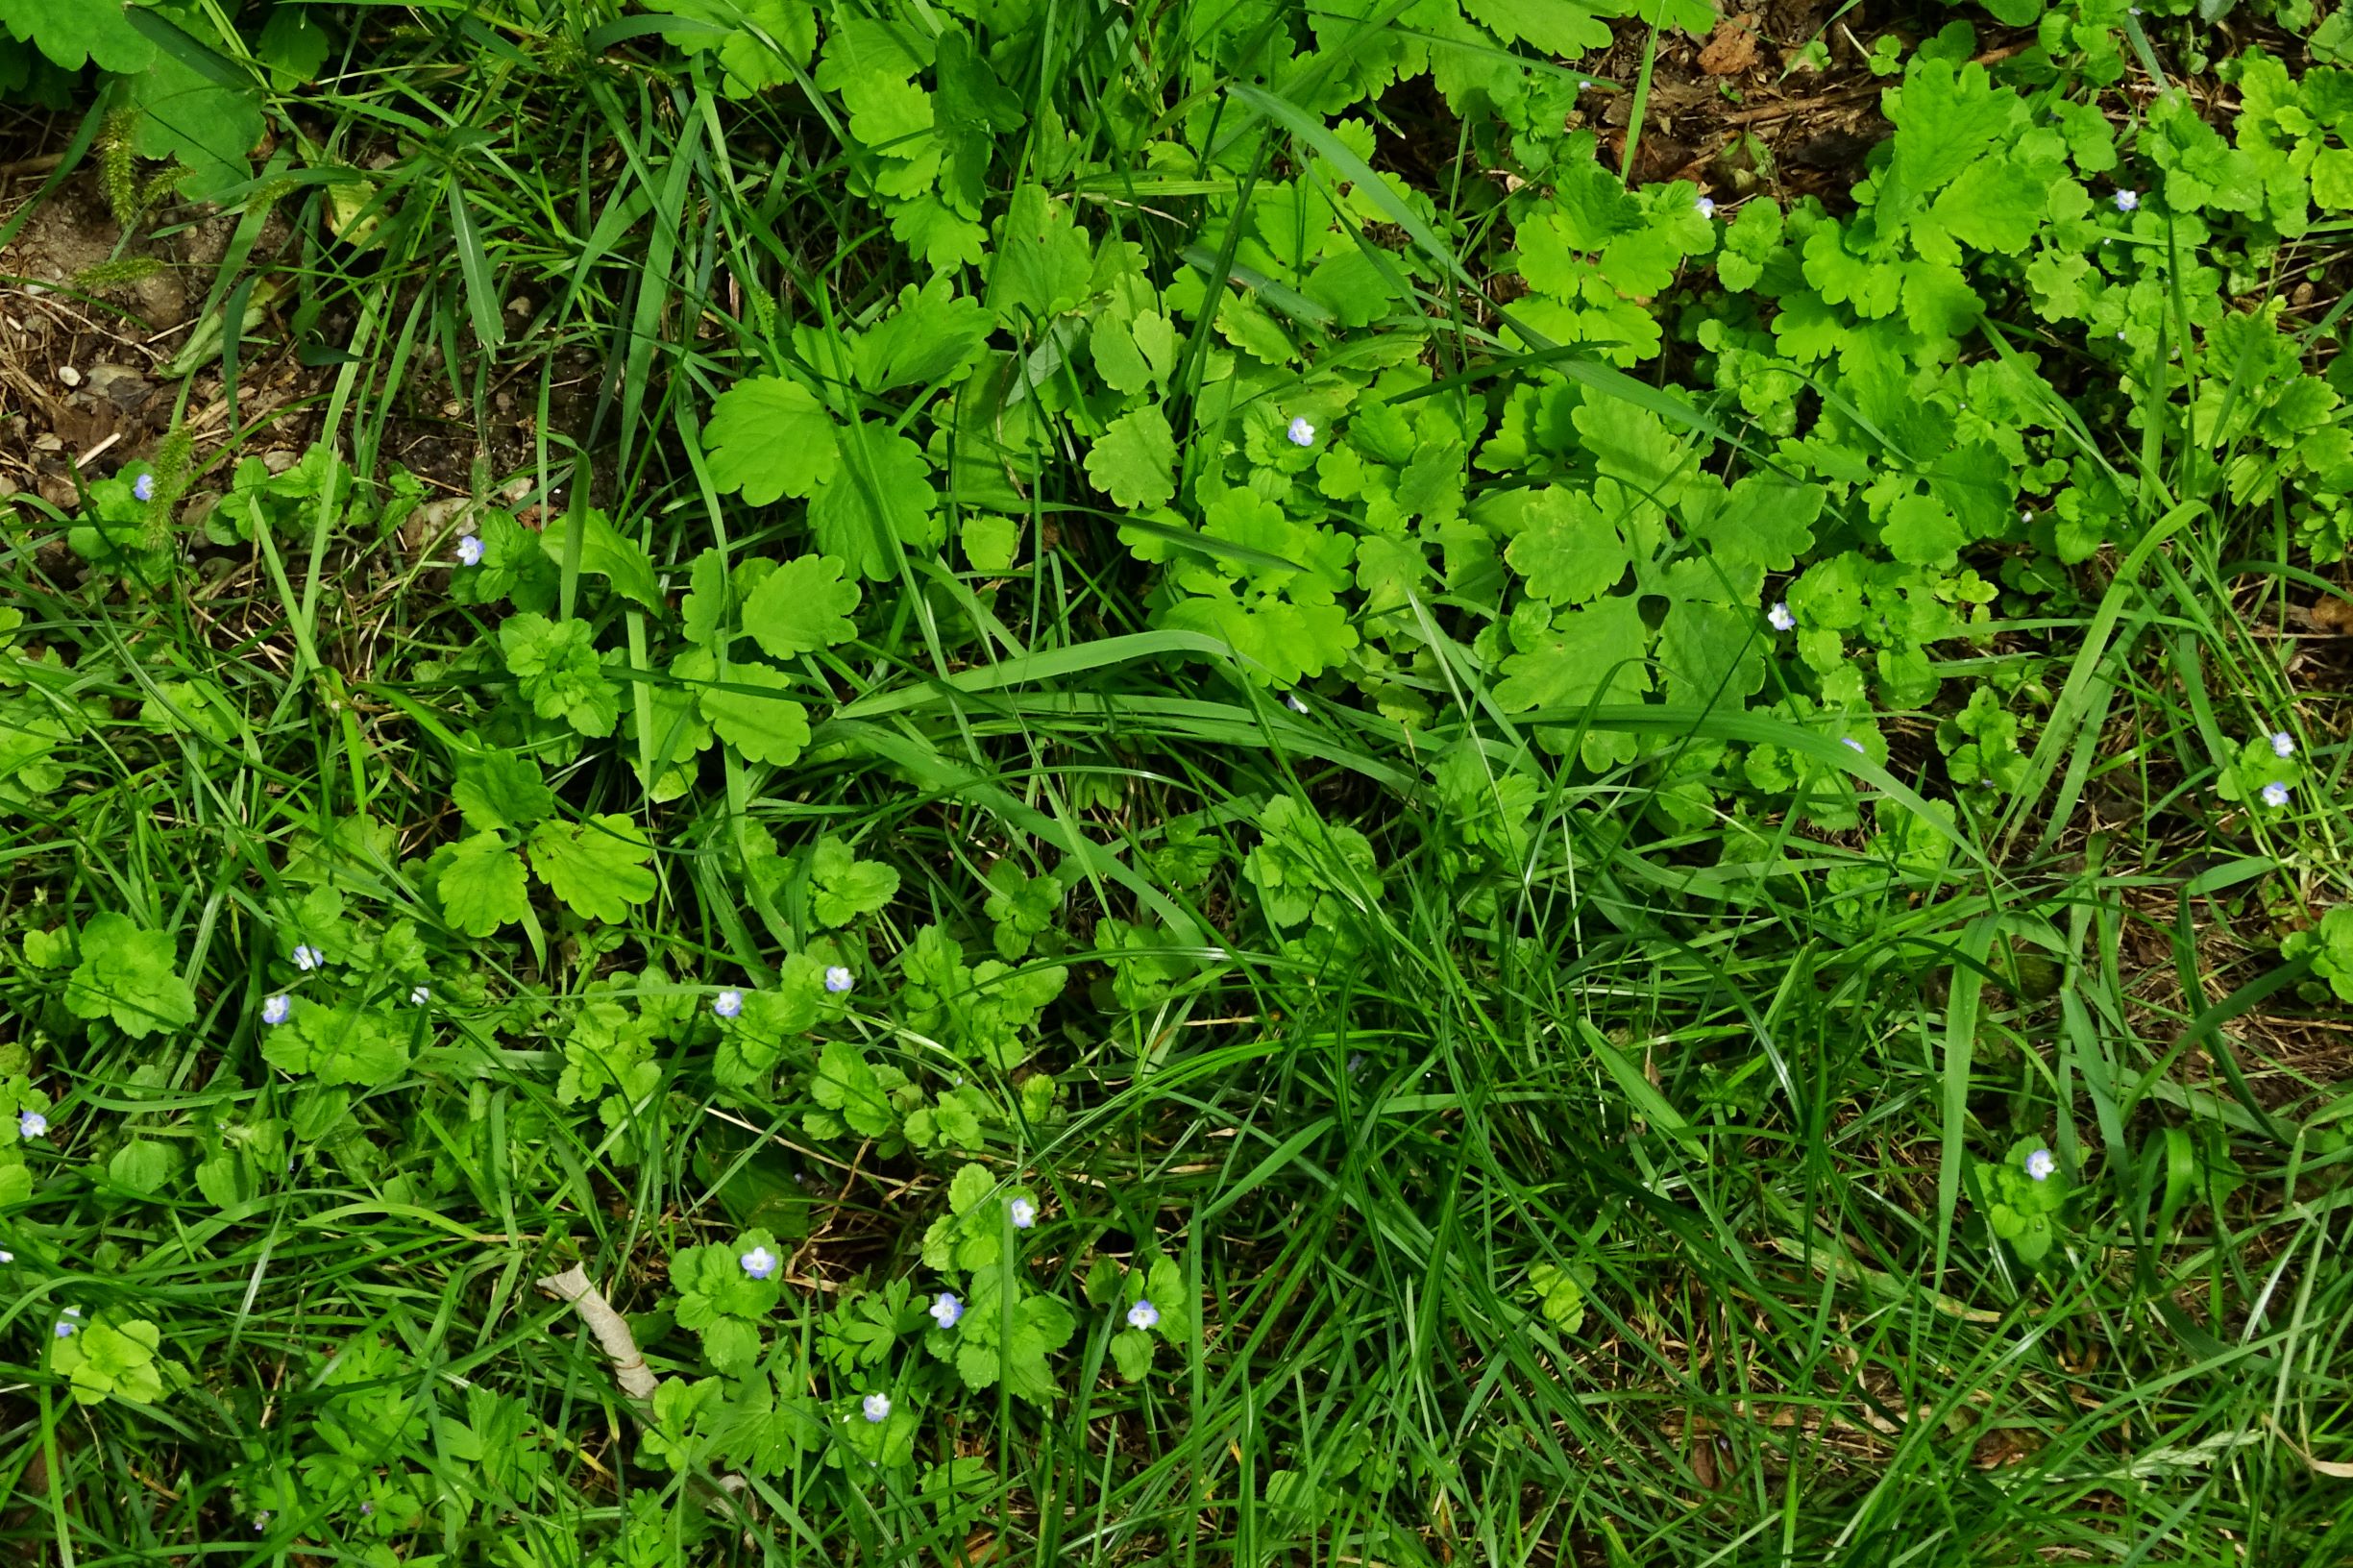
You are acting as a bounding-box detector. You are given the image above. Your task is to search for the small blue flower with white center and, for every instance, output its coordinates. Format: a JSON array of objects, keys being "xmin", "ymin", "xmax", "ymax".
[
  {"xmin": 740, "ymin": 1244, "xmax": 777, "ymax": 1281},
  {"xmin": 1767, "ymin": 601, "xmax": 1795, "ymax": 632},
  {"xmin": 292, "ymin": 943, "xmax": 323, "ymax": 971},
  {"xmin": 1285, "ymin": 691, "xmax": 1309, "ymax": 715},
  {"xmin": 0, "ymin": 1249, "xmax": 13, "ymax": 1263},
  {"xmin": 1126, "ymin": 1299, "xmax": 1160, "ymax": 1332},
  {"xmin": 17, "ymin": 1110, "xmax": 46, "ymax": 1139},
  {"xmin": 2261, "ymin": 781, "xmax": 2292, "ymax": 808},
  {"xmin": 55, "ymin": 1306, "xmax": 82, "ymax": 1338},
  {"xmin": 713, "ymin": 989, "xmax": 744, "ymax": 1018},
  {"xmin": 1286, "ymin": 416, "xmax": 1315, "ymax": 448},
  {"xmin": 409, "ymin": 985, "xmax": 430, "ymax": 1005},
  {"xmin": 929, "ymin": 1291, "xmax": 963, "ymax": 1329},
  {"xmin": 823, "ymin": 966, "xmax": 853, "ymax": 994},
  {"xmin": 2024, "ymin": 1147, "xmax": 2056, "ymax": 1182},
  {"xmin": 261, "ymin": 994, "xmax": 290, "ymax": 1026},
  {"xmin": 1841, "ymin": 737, "xmax": 1866, "ymax": 755},
  {"xmin": 455, "ymin": 534, "xmax": 483, "ymax": 566},
  {"xmin": 2269, "ymin": 731, "xmax": 2295, "ymax": 759},
  {"xmin": 2114, "ymin": 188, "xmax": 2139, "ymax": 213},
  {"xmin": 1694, "ymin": 196, "xmax": 1715, "ymax": 219},
  {"xmin": 861, "ymin": 1392, "xmax": 892, "ymax": 1423},
  {"xmin": 133, "ymin": 473, "xmax": 156, "ymax": 502},
  {"xmin": 253, "ymin": 1513, "xmax": 270, "ymax": 1532},
  {"xmin": 1009, "ymin": 1197, "xmax": 1038, "ymax": 1230}
]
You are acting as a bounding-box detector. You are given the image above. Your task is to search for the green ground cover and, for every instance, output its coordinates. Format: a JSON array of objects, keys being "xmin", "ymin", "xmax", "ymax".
[{"xmin": 6, "ymin": 0, "xmax": 2353, "ymax": 1560}]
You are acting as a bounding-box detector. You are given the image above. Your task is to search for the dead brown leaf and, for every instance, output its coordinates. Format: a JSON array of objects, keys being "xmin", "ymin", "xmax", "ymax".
[
  {"xmin": 2308, "ymin": 596, "xmax": 2353, "ymax": 635},
  {"xmin": 1699, "ymin": 14, "xmax": 1761, "ymax": 76}
]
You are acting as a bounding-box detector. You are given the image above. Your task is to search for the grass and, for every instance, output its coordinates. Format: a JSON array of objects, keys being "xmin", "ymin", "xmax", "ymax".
[{"xmin": 5, "ymin": 0, "xmax": 2353, "ymax": 1563}]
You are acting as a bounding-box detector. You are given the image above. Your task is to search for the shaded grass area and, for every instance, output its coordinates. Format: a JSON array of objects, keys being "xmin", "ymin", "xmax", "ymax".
[{"xmin": 5, "ymin": 1, "xmax": 2353, "ymax": 1564}]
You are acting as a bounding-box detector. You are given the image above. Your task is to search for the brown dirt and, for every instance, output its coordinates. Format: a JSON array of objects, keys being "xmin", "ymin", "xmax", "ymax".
[
  {"xmin": 2, "ymin": 131, "xmax": 592, "ymax": 527},
  {"xmin": 1581, "ymin": 0, "xmax": 1917, "ymax": 200},
  {"xmin": 0, "ymin": 144, "xmax": 335, "ymax": 511}
]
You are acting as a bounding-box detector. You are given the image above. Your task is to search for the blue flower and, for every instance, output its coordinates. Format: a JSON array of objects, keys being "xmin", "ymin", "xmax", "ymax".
[
  {"xmin": 713, "ymin": 989, "xmax": 744, "ymax": 1018},
  {"xmin": 740, "ymin": 1244, "xmax": 777, "ymax": 1280},
  {"xmin": 1841, "ymin": 737, "xmax": 1866, "ymax": 754},
  {"xmin": 1694, "ymin": 196, "xmax": 1715, "ymax": 219},
  {"xmin": 292, "ymin": 943, "xmax": 324, "ymax": 971},
  {"xmin": 1126, "ymin": 1298, "xmax": 1160, "ymax": 1331},
  {"xmin": 133, "ymin": 473, "xmax": 156, "ymax": 502},
  {"xmin": 1286, "ymin": 416, "xmax": 1316, "ymax": 448},
  {"xmin": 861, "ymin": 1392, "xmax": 892, "ymax": 1423},
  {"xmin": 1285, "ymin": 691, "xmax": 1309, "ymax": 715},
  {"xmin": 261, "ymin": 994, "xmax": 290, "ymax": 1026},
  {"xmin": 17, "ymin": 1110, "xmax": 46, "ymax": 1139},
  {"xmin": 823, "ymin": 966, "xmax": 853, "ymax": 994},
  {"xmin": 0, "ymin": 1249, "xmax": 13, "ymax": 1263},
  {"xmin": 455, "ymin": 535, "xmax": 483, "ymax": 566},
  {"xmin": 2024, "ymin": 1147, "xmax": 2056, "ymax": 1182},
  {"xmin": 929, "ymin": 1291, "xmax": 963, "ymax": 1329},
  {"xmin": 2269, "ymin": 731, "xmax": 2295, "ymax": 759},
  {"xmin": 1009, "ymin": 1197, "xmax": 1038, "ymax": 1230},
  {"xmin": 54, "ymin": 1306, "xmax": 81, "ymax": 1338},
  {"xmin": 2113, "ymin": 188, "xmax": 2140, "ymax": 212},
  {"xmin": 2261, "ymin": 781, "xmax": 2292, "ymax": 808},
  {"xmin": 409, "ymin": 985, "xmax": 431, "ymax": 1005},
  {"xmin": 1767, "ymin": 601, "xmax": 1795, "ymax": 632}
]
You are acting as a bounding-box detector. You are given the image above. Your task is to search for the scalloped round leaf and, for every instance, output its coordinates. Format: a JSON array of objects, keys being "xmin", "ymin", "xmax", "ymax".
[
  {"xmin": 742, "ymin": 554, "xmax": 861, "ymax": 658},
  {"xmin": 1086, "ymin": 406, "xmax": 1178, "ymax": 509},
  {"xmin": 529, "ymin": 815, "xmax": 657, "ymax": 924},
  {"xmin": 437, "ymin": 832, "xmax": 530, "ymax": 937},
  {"xmin": 700, "ymin": 662, "xmax": 813, "ymax": 765},
  {"xmin": 704, "ymin": 377, "xmax": 841, "ymax": 504}
]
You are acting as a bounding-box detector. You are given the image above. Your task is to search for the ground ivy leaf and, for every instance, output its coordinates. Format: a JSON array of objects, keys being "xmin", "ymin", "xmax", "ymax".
[
  {"xmin": 1882, "ymin": 492, "xmax": 1964, "ymax": 567},
  {"xmin": 438, "ymin": 833, "xmax": 530, "ymax": 936},
  {"xmin": 1659, "ymin": 600, "xmax": 1768, "ymax": 709},
  {"xmin": 1091, "ymin": 315, "xmax": 1152, "ymax": 394},
  {"xmin": 742, "ymin": 554, "xmax": 861, "ymax": 658},
  {"xmin": 63, "ymin": 913, "xmax": 196, "ymax": 1040},
  {"xmin": 1901, "ymin": 259, "xmax": 1983, "ymax": 338},
  {"xmin": 1086, "ymin": 407, "xmax": 1178, "ymax": 510},
  {"xmin": 962, "ymin": 514, "xmax": 1020, "ymax": 571},
  {"xmin": 1506, "ymin": 487, "xmax": 1630, "ymax": 605},
  {"xmin": 700, "ymin": 662, "xmax": 812, "ymax": 765},
  {"xmin": 453, "ymin": 751, "xmax": 555, "ymax": 833},
  {"xmin": 499, "ymin": 614, "xmax": 622, "ymax": 738},
  {"xmin": 538, "ymin": 509, "xmax": 660, "ymax": 608},
  {"xmin": 988, "ymin": 184, "xmax": 1093, "ymax": 321},
  {"xmin": 108, "ymin": 1139, "xmax": 178, "ymax": 1195},
  {"xmin": 0, "ymin": 0, "xmax": 155, "ymax": 72},
  {"xmin": 1688, "ymin": 477, "xmax": 1823, "ymax": 573},
  {"xmin": 704, "ymin": 377, "xmax": 840, "ymax": 504},
  {"xmin": 262, "ymin": 1005, "xmax": 408, "ymax": 1087},
  {"xmin": 1931, "ymin": 158, "xmax": 2045, "ymax": 254},
  {"xmin": 812, "ymin": 837, "xmax": 900, "ymax": 926},
  {"xmin": 1493, "ymin": 595, "xmax": 1653, "ymax": 715},
  {"xmin": 529, "ymin": 815, "xmax": 657, "ymax": 924},
  {"xmin": 854, "ymin": 278, "xmax": 993, "ymax": 392},
  {"xmin": 1572, "ymin": 400, "xmax": 1699, "ymax": 510},
  {"xmin": 1111, "ymin": 1328, "xmax": 1155, "ymax": 1382},
  {"xmin": 1460, "ymin": 0, "xmax": 1612, "ymax": 53},
  {"xmin": 811, "ymin": 1041, "xmax": 895, "ymax": 1139},
  {"xmin": 1877, "ymin": 60, "xmax": 2022, "ymax": 223},
  {"xmin": 809, "ymin": 429, "xmax": 940, "ymax": 579}
]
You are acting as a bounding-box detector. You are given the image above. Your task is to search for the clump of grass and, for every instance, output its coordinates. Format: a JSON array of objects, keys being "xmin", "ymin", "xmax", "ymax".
[{"xmin": 3, "ymin": 0, "xmax": 2352, "ymax": 1563}]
